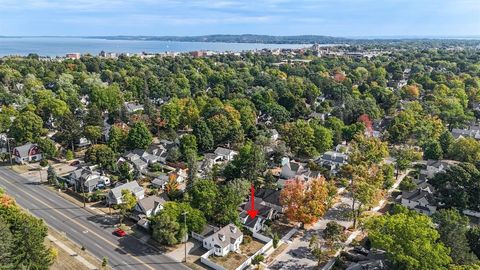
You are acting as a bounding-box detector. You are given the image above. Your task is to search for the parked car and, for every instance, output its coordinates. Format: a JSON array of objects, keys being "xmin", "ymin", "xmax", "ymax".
[{"xmin": 113, "ymin": 228, "xmax": 126, "ymax": 237}]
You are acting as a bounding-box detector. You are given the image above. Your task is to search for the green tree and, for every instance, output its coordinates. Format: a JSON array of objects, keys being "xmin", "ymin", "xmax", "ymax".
[
  {"xmin": 364, "ymin": 210, "xmax": 452, "ymax": 270},
  {"xmin": 193, "ymin": 120, "xmax": 214, "ymax": 152},
  {"xmin": 118, "ymin": 162, "xmax": 133, "ymax": 182},
  {"xmin": 127, "ymin": 122, "xmax": 153, "ymax": 150},
  {"xmin": 0, "ymin": 218, "xmax": 13, "ymax": 268},
  {"xmin": 214, "ymin": 179, "xmax": 249, "ymax": 226},
  {"xmin": 107, "ymin": 126, "xmax": 127, "ymax": 153},
  {"xmin": 90, "ymin": 83, "xmax": 123, "ymax": 112},
  {"xmin": 432, "ymin": 209, "xmax": 478, "ymax": 265},
  {"xmin": 423, "ymin": 140, "xmax": 443, "ymax": 160},
  {"xmin": 56, "ymin": 112, "xmax": 82, "ymax": 151},
  {"xmin": 189, "ymin": 179, "xmax": 219, "ymax": 220},
  {"xmin": 449, "ymin": 138, "xmax": 480, "ymax": 163},
  {"xmin": 118, "ymin": 189, "xmax": 137, "ymax": 225},
  {"xmin": 151, "ymin": 202, "xmax": 206, "ymax": 245},
  {"xmin": 224, "ymin": 141, "xmax": 266, "ymax": 183},
  {"xmin": 65, "ymin": 149, "xmax": 74, "ymax": 161},
  {"xmin": 152, "ymin": 214, "xmax": 180, "ymax": 245},
  {"xmin": 0, "ymin": 190, "xmax": 56, "ymax": 269},
  {"xmin": 466, "ymin": 226, "xmax": 480, "ymax": 259},
  {"xmin": 9, "ymin": 111, "xmax": 44, "ymax": 143},
  {"xmin": 179, "ymin": 134, "xmax": 197, "ymax": 158},
  {"xmin": 47, "ymin": 165, "xmax": 58, "ymax": 186},
  {"xmin": 349, "ymin": 134, "xmax": 388, "ymax": 166},
  {"xmin": 36, "ymin": 138, "xmax": 57, "ymax": 159},
  {"xmin": 282, "ymin": 120, "xmax": 318, "ymax": 157},
  {"xmin": 84, "ymin": 105, "xmax": 103, "ymax": 126},
  {"xmin": 439, "ymin": 131, "xmax": 454, "ymax": 156},
  {"xmin": 85, "ymin": 144, "xmax": 117, "ymax": 171},
  {"xmin": 393, "ymin": 146, "xmax": 422, "ymax": 175},
  {"xmin": 83, "ymin": 125, "xmax": 102, "ymax": 145},
  {"xmin": 431, "ymin": 163, "xmax": 480, "ymax": 211},
  {"xmin": 272, "ymin": 233, "xmax": 280, "ymax": 249},
  {"xmin": 323, "ymin": 221, "xmax": 344, "ymax": 243},
  {"xmin": 313, "ymin": 124, "xmax": 334, "ymax": 153}
]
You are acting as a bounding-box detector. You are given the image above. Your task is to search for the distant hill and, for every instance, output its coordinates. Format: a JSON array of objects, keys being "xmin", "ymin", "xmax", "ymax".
[{"xmin": 87, "ymin": 34, "xmax": 349, "ymax": 44}]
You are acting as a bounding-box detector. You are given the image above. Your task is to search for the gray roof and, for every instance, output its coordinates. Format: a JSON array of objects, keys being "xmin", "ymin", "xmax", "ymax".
[
  {"xmin": 255, "ymin": 188, "xmax": 281, "ymax": 207},
  {"xmin": 110, "ymin": 181, "xmax": 143, "ymax": 199},
  {"xmin": 152, "ymin": 174, "xmax": 169, "ymax": 187},
  {"xmin": 322, "ymin": 151, "xmax": 348, "ymax": 163},
  {"xmin": 125, "ymin": 102, "xmax": 144, "ymax": 112},
  {"xmin": 401, "ymin": 189, "xmax": 434, "ymax": 203},
  {"xmin": 131, "ymin": 158, "xmax": 148, "ymax": 168},
  {"xmin": 214, "ymin": 147, "xmax": 236, "ymax": 157},
  {"xmin": 209, "ymin": 224, "xmax": 242, "ymax": 249},
  {"xmin": 136, "ymin": 195, "xmax": 166, "ymax": 213},
  {"xmin": 426, "ymin": 159, "xmax": 458, "ymax": 168}
]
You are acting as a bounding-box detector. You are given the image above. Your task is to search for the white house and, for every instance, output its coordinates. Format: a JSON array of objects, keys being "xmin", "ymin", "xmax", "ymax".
[
  {"xmin": 214, "ymin": 147, "xmax": 238, "ymax": 161},
  {"xmin": 419, "ymin": 159, "xmax": 458, "ymax": 180},
  {"xmin": 203, "ymin": 224, "xmax": 243, "ymax": 257},
  {"xmin": 107, "ymin": 181, "xmax": 145, "ymax": 205},
  {"xmin": 12, "ymin": 143, "xmax": 42, "ymax": 164},
  {"xmin": 131, "ymin": 195, "xmax": 166, "ymax": 229}
]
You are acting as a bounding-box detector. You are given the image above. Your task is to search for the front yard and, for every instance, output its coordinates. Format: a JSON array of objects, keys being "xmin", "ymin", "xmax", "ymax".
[
  {"xmin": 210, "ymin": 252, "xmax": 248, "ymax": 270},
  {"xmin": 209, "ymin": 238, "xmax": 266, "ymax": 269}
]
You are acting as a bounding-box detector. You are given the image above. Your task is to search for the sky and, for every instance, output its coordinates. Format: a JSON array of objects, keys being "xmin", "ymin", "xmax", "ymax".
[{"xmin": 0, "ymin": 0, "xmax": 479, "ymax": 37}]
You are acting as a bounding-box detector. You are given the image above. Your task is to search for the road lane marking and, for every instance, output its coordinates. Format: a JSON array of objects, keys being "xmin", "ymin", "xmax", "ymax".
[{"xmin": 0, "ymin": 173, "xmax": 156, "ymax": 270}]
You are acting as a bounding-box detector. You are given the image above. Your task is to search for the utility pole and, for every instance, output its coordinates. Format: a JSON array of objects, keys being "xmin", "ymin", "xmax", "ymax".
[
  {"xmin": 6, "ymin": 137, "xmax": 13, "ymax": 168},
  {"xmin": 182, "ymin": 211, "xmax": 188, "ymax": 263},
  {"xmin": 81, "ymin": 180, "xmax": 86, "ymax": 208}
]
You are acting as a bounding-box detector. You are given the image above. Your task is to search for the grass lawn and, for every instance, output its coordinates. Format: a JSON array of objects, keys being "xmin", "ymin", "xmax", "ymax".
[
  {"xmin": 210, "ymin": 252, "xmax": 248, "ymax": 270},
  {"xmin": 241, "ymin": 238, "xmax": 265, "ymax": 257},
  {"xmin": 47, "ymin": 229, "xmax": 104, "ymax": 270}
]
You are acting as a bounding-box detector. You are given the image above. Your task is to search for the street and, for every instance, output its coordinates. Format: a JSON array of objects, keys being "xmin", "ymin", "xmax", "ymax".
[{"xmin": 0, "ymin": 167, "xmax": 189, "ymax": 270}]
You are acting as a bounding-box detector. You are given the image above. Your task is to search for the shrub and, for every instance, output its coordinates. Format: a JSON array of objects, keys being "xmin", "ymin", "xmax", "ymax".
[
  {"xmin": 65, "ymin": 150, "xmax": 74, "ymax": 161},
  {"xmin": 273, "ymin": 233, "xmax": 280, "ymax": 249},
  {"xmin": 252, "ymin": 254, "xmax": 264, "ymax": 265},
  {"xmin": 102, "ymin": 257, "xmax": 108, "ymax": 267},
  {"xmin": 39, "ymin": 159, "xmax": 48, "ymax": 167},
  {"xmin": 399, "ymin": 176, "xmax": 416, "ymax": 191},
  {"xmin": 243, "ymin": 235, "xmax": 253, "ymax": 244},
  {"xmin": 149, "ymin": 163, "xmax": 163, "ymax": 172}
]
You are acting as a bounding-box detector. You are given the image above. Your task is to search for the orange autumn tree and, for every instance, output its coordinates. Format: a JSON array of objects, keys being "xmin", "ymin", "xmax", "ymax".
[{"xmin": 280, "ymin": 176, "xmax": 329, "ymax": 226}]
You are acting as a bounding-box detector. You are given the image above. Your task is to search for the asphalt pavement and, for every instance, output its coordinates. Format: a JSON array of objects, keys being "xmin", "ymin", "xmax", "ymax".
[{"xmin": 0, "ymin": 167, "xmax": 189, "ymax": 270}]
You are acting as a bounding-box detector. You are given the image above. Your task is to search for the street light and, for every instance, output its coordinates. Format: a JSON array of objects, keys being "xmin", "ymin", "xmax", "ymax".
[{"xmin": 181, "ymin": 211, "xmax": 188, "ymax": 263}]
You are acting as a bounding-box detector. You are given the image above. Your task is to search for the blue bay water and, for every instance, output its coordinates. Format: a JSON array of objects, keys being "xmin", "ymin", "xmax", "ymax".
[{"xmin": 0, "ymin": 37, "xmax": 309, "ymax": 57}]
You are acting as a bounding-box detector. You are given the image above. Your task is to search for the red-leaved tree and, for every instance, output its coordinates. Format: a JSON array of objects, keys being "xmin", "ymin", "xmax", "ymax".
[{"xmin": 358, "ymin": 114, "xmax": 373, "ymax": 136}]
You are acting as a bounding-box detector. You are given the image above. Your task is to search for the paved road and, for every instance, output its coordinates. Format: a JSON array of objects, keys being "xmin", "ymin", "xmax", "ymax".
[{"xmin": 0, "ymin": 167, "xmax": 189, "ymax": 270}]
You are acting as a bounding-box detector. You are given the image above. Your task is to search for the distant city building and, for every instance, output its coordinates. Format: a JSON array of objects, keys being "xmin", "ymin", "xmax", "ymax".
[{"xmin": 66, "ymin": 53, "xmax": 81, "ymax": 60}]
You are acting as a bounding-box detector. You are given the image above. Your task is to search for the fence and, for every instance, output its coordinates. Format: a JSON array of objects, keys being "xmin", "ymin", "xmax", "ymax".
[{"xmin": 199, "ymin": 232, "xmax": 273, "ymax": 270}]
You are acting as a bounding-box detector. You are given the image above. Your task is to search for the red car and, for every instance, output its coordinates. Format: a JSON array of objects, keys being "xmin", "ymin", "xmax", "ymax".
[{"xmin": 113, "ymin": 228, "xmax": 126, "ymax": 237}]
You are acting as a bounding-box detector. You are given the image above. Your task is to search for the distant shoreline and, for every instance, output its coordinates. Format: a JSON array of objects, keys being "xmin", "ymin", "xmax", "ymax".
[{"xmin": 1, "ymin": 35, "xmax": 479, "ymax": 44}]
